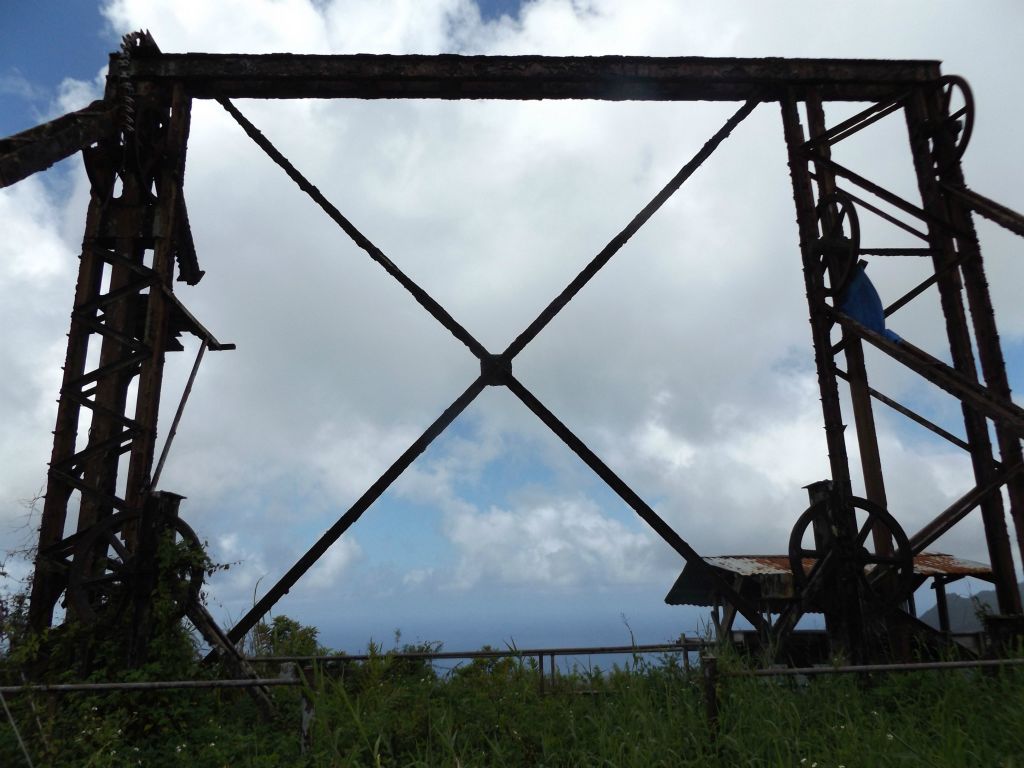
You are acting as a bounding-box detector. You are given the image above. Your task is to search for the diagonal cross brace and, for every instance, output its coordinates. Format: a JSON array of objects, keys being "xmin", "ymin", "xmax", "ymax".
[
  {"xmin": 505, "ymin": 374, "xmax": 766, "ymax": 629},
  {"xmin": 504, "ymin": 100, "xmax": 758, "ymax": 360},
  {"xmin": 224, "ymin": 375, "xmax": 487, "ymax": 645},
  {"xmin": 219, "ymin": 99, "xmax": 761, "ymax": 641},
  {"xmin": 218, "ymin": 98, "xmax": 489, "ymax": 361}
]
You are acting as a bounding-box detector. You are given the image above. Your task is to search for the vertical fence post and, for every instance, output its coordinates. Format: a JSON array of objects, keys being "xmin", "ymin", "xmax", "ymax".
[
  {"xmin": 300, "ymin": 664, "xmax": 315, "ymax": 756},
  {"xmin": 281, "ymin": 662, "xmax": 315, "ymax": 755},
  {"xmin": 702, "ymin": 654, "xmax": 719, "ymax": 745}
]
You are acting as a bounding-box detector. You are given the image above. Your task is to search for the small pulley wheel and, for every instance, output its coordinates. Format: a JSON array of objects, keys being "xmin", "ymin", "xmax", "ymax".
[
  {"xmin": 936, "ymin": 75, "xmax": 974, "ymax": 168},
  {"xmin": 67, "ymin": 512, "xmax": 205, "ymax": 623},
  {"xmin": 788, "ymin": 496, "xmax": 914, "ymax": 609},
  {"xmin": 813, "ymin": 191, "xmax": 860, "ymax": 298}
]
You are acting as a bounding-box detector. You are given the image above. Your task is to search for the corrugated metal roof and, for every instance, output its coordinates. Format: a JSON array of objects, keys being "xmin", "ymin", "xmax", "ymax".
[
  {"xmin": 664, "ymin": 552, "xmax": 992, "ymax": 607},
  {"xmin": 703, "ymin": 555, "xmax": 800, "ymax": 576},
  {"xmin": 702, "ymin": 552, "xmax": 991, "ymax": 577},
  {"xmin": 910, "ymin": 553, "xmax": 991, "ymax": 576}
]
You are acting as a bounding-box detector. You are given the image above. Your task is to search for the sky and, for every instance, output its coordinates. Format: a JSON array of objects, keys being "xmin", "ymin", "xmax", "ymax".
[{"xmin": 1, "ymin": 0, "xmax": 1023, "ymax": 654}]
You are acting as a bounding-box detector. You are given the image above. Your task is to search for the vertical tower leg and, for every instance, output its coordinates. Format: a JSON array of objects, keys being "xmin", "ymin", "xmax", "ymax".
[
  {"xmin": 804, "ymin": 95, "xmax": 892, "ymax": 548},
  {"xmin": 904, "ymin": 87, "xmax": 1021, "ymax": 616},
  {"xmin": 780, "ymin": 92, "xmax": 866, "ymax": 661},
  {"xmin": 920, "ymin": 84, "xmax": 1024, "ymax": 579}
]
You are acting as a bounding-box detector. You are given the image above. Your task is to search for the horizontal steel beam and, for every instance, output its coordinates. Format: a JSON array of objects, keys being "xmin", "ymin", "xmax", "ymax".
[
  {"xmin": 830, "ymin": 309, "xmax": 1024, "ymax": 440},
  {"xmin": 128, "ymin": 54, "xmax": 941, "ymax": 101},
  {"xmin": 0, "ymin": 99, "xmax": 117, "ymax": 187}
]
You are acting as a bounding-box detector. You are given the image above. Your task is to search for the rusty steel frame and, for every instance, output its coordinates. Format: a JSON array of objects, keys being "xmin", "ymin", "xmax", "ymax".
[
  {"xmin": 4, "ymin": 48, "xmax": 1024, "ymax": 660},
  {"xmin": 12, "ymin": 35, "xmax": 235, "ymax": 635}
]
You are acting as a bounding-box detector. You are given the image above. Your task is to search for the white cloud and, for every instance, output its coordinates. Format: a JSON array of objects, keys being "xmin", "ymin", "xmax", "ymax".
[
  {"xmin": 0, "ymin": 72, "xmax": 43, "ymax": 101},
  {"xmin": 301, "ymin": 536, "xmax": 363, "ymax": 590},
  {"xmin": 444, "ymin": 497, "xmax": 657, "ymax": 588},
  {"xmin": 0, "ymin": 178, "xmax": 78, "ymax": 541},
  {"xmin": 52, "ymin": 76, "xmax": 104, "ymax": 117}
]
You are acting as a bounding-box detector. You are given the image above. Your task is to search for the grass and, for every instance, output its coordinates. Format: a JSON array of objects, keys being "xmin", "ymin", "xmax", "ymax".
[{"xmin": 2, "ymin": 646, "xmax": 1023, "ymax": 767}]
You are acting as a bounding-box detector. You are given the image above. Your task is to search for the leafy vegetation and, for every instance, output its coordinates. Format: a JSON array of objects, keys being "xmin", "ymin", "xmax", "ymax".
[{"xmin": 1, "ymin": 611, "xmax": 1023, "ymax": 767}]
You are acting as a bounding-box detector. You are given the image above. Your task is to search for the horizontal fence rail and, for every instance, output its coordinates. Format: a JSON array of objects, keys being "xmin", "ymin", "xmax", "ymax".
[
  {"xmin": 0, "ymin": 642, "xmax": 704, "ymax": 699},
  {"xmin": 0, "ymin": 678, "xmax": 298, "ymax": 695},
  {"xmin": 729, "ymin": 656, "xmax": 1024, "ymax": 677},
  {"xmin": 247, "ymin": 641, "xmax": 704, "ymax": 664}
]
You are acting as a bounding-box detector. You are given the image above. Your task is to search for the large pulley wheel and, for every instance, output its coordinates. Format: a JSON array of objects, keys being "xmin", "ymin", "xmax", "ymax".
[
  {"xmin": 788, "ymin": 496, "xmax": 914, "ymax": 609},
  {"xmin": 936, "ymin": 75, "xmax": 974, "ymax": 168},
  {"xmin": 68, "ymin": 512, "xmax": 205, "ymax": 623},
  {"xmin": 813, "ymin": 192, "xmax": 860, "ymax": 298}
]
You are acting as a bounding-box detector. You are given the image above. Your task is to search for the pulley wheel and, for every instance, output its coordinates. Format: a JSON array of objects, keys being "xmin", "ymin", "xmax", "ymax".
[
  {"xmin": 67, "ymin": 512, "xmax": 205, "ymax": 623},
  {"xmin": 788, "ymin": 496, "xmax": 914, "ymax": 609},
  {"xmin": 813, "ymin": 191, "xmax": 860, "ymax": 298},
  {"xmin": 936, "ymin": 75, "xmax": 974, "ymax": 168}
]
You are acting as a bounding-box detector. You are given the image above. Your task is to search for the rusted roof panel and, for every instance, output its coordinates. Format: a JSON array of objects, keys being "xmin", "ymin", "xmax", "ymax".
[
  {"xmin": 705, "ymin": 552, "xmax": 990, "ymax": 577},
  {"xmin": 912, "ymin": 553, "xmax": 992, "ymax": 576},
  {"xmin": 665, "ymin": 553, "xmax": 992, "ymax": 607},
  {"xmin": 704, "ymin": 555, "xmax": 794, "ymax": 575}
]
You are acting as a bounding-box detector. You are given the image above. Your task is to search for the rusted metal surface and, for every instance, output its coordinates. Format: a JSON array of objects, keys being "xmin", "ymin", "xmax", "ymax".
[
  {"xmin": 121, "ymin": 82, "xmax": 192, "ymax": 526},
  {"xmin": 128, "ymin": 54, "xmax": 940, "ymax": 102},
  {"xmin": 716, "ymin": 553, "xmax": 988, "ymax": 577},
  {"xmin": 913, "ymin": 553, "xmax": 993, "ymax": 577},
  {"xmin": 25, "ymin": 46, "xmax": 230, "ymax": 633},
  {"xmin": 0, "ymin": 99, "xmax": 117, "ymax": 187},
  {"xmin": 930, "ymin": 111, "xmax": 1024, "ymax": 578},
  {"xmin": 780, "ymin": 95, "xmax": 867, "ymax": 660},
  {"xmin": 905, "ymin": 86, "xmax": 1021, "ymax": 615},
  {"xmin": 807, "ymin": 96, "xmax": 892, "ymax": 557},
  {"xmin": 665, "ymin": 553, "xmax": 992, "ymax": 608}
]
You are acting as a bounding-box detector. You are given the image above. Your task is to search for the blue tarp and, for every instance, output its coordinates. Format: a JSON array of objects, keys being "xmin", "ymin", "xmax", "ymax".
[{"xmin": 838, "ymin": 261, "xmax": 901, "ymax": 343}]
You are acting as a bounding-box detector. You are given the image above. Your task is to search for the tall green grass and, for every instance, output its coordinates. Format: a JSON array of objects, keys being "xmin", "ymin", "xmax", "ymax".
[{"xmin": 2, "ymin": 648, "xmax": 1022, "ymax": 766}]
